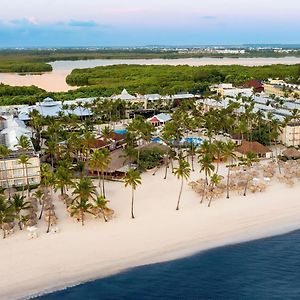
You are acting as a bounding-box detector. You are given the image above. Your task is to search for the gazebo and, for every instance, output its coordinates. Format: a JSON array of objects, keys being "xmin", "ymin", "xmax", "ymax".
[{"xmin": 112, "ymin": 89, "xmax": 136, "ymax": 101}]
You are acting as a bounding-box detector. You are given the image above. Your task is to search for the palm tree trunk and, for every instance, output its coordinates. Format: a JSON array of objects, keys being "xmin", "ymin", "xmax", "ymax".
[
  {"xmin": 216, "ymin": 154, "xmax": 220, "ymax": 174},
  {"xmin": 164, "ymin": 157, "xmax": 169, "ymax": 180},
  {"xmin": 39, "ymin": 200, "xmax": 44, "ymax": 220},
  {"xmin": 243, "ymin": 178, "xmax": 249, "ymax": 196},
  {"xmin": 97, "ymin": 170, "xmax": 101, "ymax": 189},
  {"xmin": 46, "ymin": 215, "xmax": 51, "ymax": 233},
  {"xmin": 102, "ymin": 172, "xmax": 106, "ymax": 198},
  {"xmin": 101, "ymin": 209, "xmax": 108, "ymax": 222},
  {"xmin": 226, "ymin": 167, "xmax": 230, "ymax": 199},
  {"xmin": 81, "ymin": 211, "xmax": 84, "ymax": 226},
  {"xmin": 131, "ymin": 187, "xmax": 135, "ymax": 219},
  {"xmin": 208, "ymin": 195, "xmax": 213, "ymax": 207},
  {"xmin": 3, "ymin": 161, "xmax": 11, "ymax": 199},
  {"xmin": 25, "ymin": 164, "xmax": 30, "ymax": 197},
  {"xmin": 22, "ymin": 165, "xmax": 25, "ymax": 197},
  {"xmin": 200, "ymin": 174, "xmax": 207, "ymax": 204},
  {"xmin": 176, "ymin": 178, "xmax": 183, "ymax": 210},
  {"xmin": 191, "ymin": 155, "xmax": 195, "ymax": 172}
]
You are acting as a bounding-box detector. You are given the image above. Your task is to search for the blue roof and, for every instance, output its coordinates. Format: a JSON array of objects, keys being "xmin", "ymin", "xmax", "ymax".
[
  {"xmin": 18, "ymin": 98, "xmax": 93, "ymax": 121},
  {"xmin": 155, "ymin": 113, "xmax": 172, "ymax": 122}
]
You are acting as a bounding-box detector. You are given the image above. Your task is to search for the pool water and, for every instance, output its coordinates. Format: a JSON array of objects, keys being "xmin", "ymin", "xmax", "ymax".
[
  {"xmin": 114, "ymin": 129, "xmax": 127, "ymax": 135},
  {"xmin": 151, "ymin": 137, "xmax": 203, "ymax": 146}
]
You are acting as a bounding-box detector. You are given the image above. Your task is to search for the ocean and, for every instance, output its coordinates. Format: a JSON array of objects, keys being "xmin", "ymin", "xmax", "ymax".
[{"xmin": 36, "ymin": 230, "xmax": 300, "ymax": 300}]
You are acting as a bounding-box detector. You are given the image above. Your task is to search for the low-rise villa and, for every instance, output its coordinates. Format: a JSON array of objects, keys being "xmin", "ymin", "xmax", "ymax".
[
  {"xmin": 0, "ymin": 116, "xmax": 40, "ymax": 189},
  {"xmin": 148, "ymin": 113, "xmax": 172, "ymax": 126},
  {"xmin": 18, "ymin": 97, "xmax": 93, "ymax": 121},
  {"xmin": 236, "ymin": 141, "xmax": 273, "ymax": 159}
]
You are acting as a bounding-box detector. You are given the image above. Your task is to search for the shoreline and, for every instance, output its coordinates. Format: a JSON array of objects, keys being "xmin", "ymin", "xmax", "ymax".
[
  {"xmin": 1, "ymin": 56, "xmax": 300, "ymax": 92},
  {"xmin": 29, "ymin": 224, "xmax": 300, "ymax": 300},
  {"xmin": 1, "ymin": 163, "xmax": 300, "ymax": 300}
]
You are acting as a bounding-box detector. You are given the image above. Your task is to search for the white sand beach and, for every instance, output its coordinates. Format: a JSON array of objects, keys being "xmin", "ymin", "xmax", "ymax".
[{"xmin": 1, "ymin": 162, "xmax": 300, "ymax": 300}]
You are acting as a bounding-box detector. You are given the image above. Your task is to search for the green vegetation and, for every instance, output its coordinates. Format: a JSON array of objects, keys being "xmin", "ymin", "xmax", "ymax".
[
  {"xmin": 0, "ymin": 63, "xmax": 300, "ymax": 106},
  {"xmin": 139, "ymin": 147, "xmax": 165, "ymax": 170},
  {"xmin": 0, "ymin": 62, "xmax": 52, "ymax": 73},
  {"xmin": 66, "ymin": 64, "xmax": 300, "ymax": 94},
  {"xmin": 0, "ymin": 48, "xmax": 300, "ymax": 73}
]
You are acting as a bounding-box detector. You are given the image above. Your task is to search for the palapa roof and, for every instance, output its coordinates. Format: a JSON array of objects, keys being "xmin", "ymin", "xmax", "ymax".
[
  {"xmin": 282, "ymin": 147, "xmax": 300, "ymax": 159},
  {"xmin": 104, "ymin": 148, "xmax": 128, "ymax": 173},
  {"xmin": 90, "ymin": 139, "xmax": 108, "ymax": 149},
  {"xmin": 236, "ymin": 141, "xmax": 271, "ymax": 155},
  {"xmin": 136, "ymin": 142, "xmax": 169, "ymax": 153}
]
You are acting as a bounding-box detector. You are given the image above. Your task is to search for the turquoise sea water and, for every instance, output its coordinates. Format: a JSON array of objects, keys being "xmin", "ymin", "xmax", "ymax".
[{"xmin": 36, "ymin": 230, "xmax": 300, "ymax": 300}]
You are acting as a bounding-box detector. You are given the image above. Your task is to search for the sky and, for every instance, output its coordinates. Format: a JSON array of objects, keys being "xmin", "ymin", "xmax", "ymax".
[{"xmin": 0, "ymin": 0, "xmax": 299, "ymax": 47}]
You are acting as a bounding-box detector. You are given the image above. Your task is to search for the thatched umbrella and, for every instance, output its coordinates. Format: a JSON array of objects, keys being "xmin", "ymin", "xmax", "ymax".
[
  {"xmin": 283, "ymin": 148, "xmax": 300, "ymax": 160},
  {"xmin": 28, "ymin": 205, "xmax": 38, "ymax": 213},
  {"xmin": 26, "ymin": 213, "xmax": 37, "ymax": 219},
  {"xmin": 58, "ymin": 193, "xmax": 69, "ymax": 201},
  {"xmin": 45, "ymin": 210, "xmax": 56, "ymax": 217},
  {"xmin": 2, "ymin": 222, "xmax": 14, "ymax": 231},
  {"xmin": 42, "ymin": 195, "xmax": 51, "ymax": 202},
  {"xmin": 44, "ymin": 204, "xmax": 55, "ymax": 210},
  {"xmin": 44, "ymin": 215, "xmax": 58, "ymax": 225},
  {"xmin": 26, "ymin": 219, "xmax": 38, "ymax": 227},
  {"xmin": 104, "ymin": 208, "xmax": 114, "ymax": 218}
]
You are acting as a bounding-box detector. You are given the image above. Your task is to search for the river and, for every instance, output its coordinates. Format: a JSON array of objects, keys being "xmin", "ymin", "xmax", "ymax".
[{"xmin": 0, "ymin": 57, "xmax": 300, "ymax": 92}]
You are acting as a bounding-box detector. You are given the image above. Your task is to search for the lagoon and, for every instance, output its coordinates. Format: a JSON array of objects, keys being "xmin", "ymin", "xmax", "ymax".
[{"xmin": 0, "ymin": 57, "xmax": 300, "ymax": 92}]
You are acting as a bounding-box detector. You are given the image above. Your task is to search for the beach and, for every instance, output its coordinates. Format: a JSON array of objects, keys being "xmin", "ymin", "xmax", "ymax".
[{"xmin": 1, "ymin": 162, "xmax": 300, "ymax": 300}]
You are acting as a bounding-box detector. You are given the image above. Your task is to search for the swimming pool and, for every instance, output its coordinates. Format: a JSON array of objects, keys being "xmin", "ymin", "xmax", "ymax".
[
  {"xmin": 151, "ymin": 137, "xmax": 203, "ymax": 146},
  {"xmin": 114, "ymin": 129, "xmax": 127, "ymax": 135}
]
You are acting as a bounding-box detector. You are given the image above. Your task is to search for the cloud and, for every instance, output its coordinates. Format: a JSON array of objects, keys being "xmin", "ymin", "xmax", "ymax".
[{"xmin": 67, "ymin": 20, "xmax": 98, "ymax": 27}]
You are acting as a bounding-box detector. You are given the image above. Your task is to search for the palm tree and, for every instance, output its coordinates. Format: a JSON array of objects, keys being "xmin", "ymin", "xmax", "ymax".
[
  {"xmin": 17, "ymin": 134, "xmax": 31, "ymax": 152},
  {"xmin": 0, "ymin": 145, "xmax": 12, "ymax": 197},
  {"xmin": 222, "ymin": 141, "xmax": 237, "ymax": 199},
  {"xmin": 44, "ymin": 135, "xmax": 61, "ymax": 168},
  {"xmin": 33, "ymin": 189, "xmax": 44, "ymax": 205},
  {"xmin": 54, "ymin": 166, "xmax": 73, "ymax": 196},
  {"xmin": 122, "ymin": 145, "xmax": 137, "ymax": 168},
  {"xmin": 240, "ymin": 152, "xmax": 258, "ymax": 196},
  {"xmin": 174, "ymin": 157, "xmax": 191, "ymax": 210},
  {"xmin": 124, "ymin": 168, "xmax": 141, "ymax": 219},
  {"xmin": 207, "ymin": 173, "xmax": 222, "ymax": 207},
  {"xmin": 101, "ymin": 126, "xmax": 114, "ymax": 143},
  {"xmin": 72, "ymin": 177, "xmax": 96, "ymax": 203},
  {"xmin": 8, "ymin": 194, "xmax": 31, "ymax": 230},
  {"xmin": 93, "ymin": 195, "xmax": 109, "ymax": 222},
  {"xmin": 0, "ymin": 195, "xmax": 14, "ymax": 238},
  {"xmin": 198, "ymin": 153, "xmax": 215, "ymax": 204},
  {"xmin": 187, "ymin": 142, "xmax": 197, "ymax": 172},
  {"xmin": 70, "ymin": 199, "xmax": 94, "ymax": 226},
  {"xmin": 89, "ymin": 149, "xmax": 111, "ymax": 197},
  {"xmin": 290, "ymin": 108, "xmax": 300, "ymax": 147},
  {"xmin": 28, "ymin": 109, "xmax": 44, "ymax": 151},
  {"xmin": 17, "ymin": 154, "xmax": 31, "ymax": 197}
]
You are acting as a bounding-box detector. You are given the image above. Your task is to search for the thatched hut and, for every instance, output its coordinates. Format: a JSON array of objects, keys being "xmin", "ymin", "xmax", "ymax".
[
  {"xmin": 236, "ymin": 141, "xmax": 272, "ymax": 159},
  {"xmin": 282, "ymin": 147, "xmax": 300, "ymax": 160}
]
